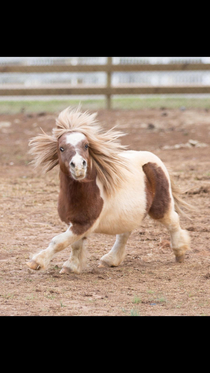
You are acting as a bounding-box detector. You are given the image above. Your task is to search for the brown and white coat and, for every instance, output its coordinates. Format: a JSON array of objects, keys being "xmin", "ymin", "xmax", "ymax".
[{"xmin": 27, "ymin": 107, "xmax": 190, "ymax": 274}]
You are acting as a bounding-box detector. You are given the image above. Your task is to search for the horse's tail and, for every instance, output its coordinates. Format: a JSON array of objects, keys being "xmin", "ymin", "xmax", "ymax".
[{"xmin": 170, "ymin": 174, "xmax": 195, "ymax": 219}]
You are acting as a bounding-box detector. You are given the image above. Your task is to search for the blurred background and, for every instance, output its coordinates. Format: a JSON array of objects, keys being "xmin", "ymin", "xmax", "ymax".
[{"xmin": 0, "ymin": 56, "xmax": 210, "ymax": 113}]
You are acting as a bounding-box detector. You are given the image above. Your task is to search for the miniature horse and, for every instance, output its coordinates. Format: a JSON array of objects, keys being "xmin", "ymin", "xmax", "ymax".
[{"xmin": 27, "ymin": 106, "xmax": 190, "ymax": 274}]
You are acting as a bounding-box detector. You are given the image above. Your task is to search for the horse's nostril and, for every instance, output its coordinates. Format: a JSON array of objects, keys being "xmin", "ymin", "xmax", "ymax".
[
  {"xmin": 83, "ymin": 160, "xmax": 87, "ymax": 167},
  {"xmin": 70, "ymin": 161, "xmax": 75, "ymax": 168}
]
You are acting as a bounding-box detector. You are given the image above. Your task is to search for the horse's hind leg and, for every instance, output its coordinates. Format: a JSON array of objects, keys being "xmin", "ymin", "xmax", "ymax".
[
  {"xmin": 99, "ymin": 232, "xmax": 131, "ymax": 267},
  {"xmin": 159, "ymin": 209, "xmax": 190, "ymax": 262},
  {"xmin": 143, "ymin": 162, "xmax": 190, "ymax": 262},
  {"xmin": 60, "ymin": 237, "xmax": 88, "ymax": 274}
]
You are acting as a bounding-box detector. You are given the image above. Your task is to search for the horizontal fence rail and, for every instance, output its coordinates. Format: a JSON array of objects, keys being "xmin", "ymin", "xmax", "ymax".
[
  {"xmin": 1, "ymin": 63, "xmax": 210, "ymax": 73},
  {"xmin": 1, "ymin": 59, "xmax": 210, "ymax": 108},
  {"xmin": 1, "ymin": 85, "xmax": 210, "ymax": 96}
]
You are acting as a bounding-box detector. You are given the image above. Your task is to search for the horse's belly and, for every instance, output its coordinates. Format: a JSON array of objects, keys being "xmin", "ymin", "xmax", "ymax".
[
  {"xmin": 94, "ymin": 177, "xmax": 147, "ymax": 235},
  {"xmin": 94, "ymin": 210, "xmax": 144, "ymax": 235}
]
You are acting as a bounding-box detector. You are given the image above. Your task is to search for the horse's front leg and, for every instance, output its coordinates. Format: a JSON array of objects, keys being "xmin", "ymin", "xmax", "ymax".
[
  {"xmin": 99, "ymin": 232, "xmax": 131, "ymax": 267},
  {"xmin": 59, "ymin": 237, "xmax": 88, "ymax": 274},
  {"xmin": 26, "ymin": 225, "xmax": 84, "ymax": 271}
]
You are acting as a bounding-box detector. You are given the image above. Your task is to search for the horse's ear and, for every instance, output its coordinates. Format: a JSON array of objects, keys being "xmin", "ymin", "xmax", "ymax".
[{"xmin": 28, "ymin": 129, "xmax": 59, "ymax": 173}]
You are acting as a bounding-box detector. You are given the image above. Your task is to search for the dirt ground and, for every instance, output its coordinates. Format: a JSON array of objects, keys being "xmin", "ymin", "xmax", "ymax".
[{"xmin": 0, "ymin": 107, "xmax": 210, "ymax": 316}]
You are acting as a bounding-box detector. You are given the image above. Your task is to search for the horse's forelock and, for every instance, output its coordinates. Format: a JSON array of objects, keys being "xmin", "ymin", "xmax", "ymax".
[
  {"xmin": 30, "ymin": 106, "xmax": 129, "ymax": 194},
  {"xmin": 54, "ymin": 107, "xmax": 129, "ymax": 195}
]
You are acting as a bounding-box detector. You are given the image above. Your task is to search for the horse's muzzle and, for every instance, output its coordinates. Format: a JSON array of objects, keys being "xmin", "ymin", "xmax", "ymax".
[
  {"xmin": 71, "ymin": 169, "xmax": 87, "ymax": 181},
  {"xmin": 69, "ymin": 154, "xmax": 87, "ymax": 181},
  {"xmin": 70, "ymin": 163, "xmax": 87, "ymax": 181}
]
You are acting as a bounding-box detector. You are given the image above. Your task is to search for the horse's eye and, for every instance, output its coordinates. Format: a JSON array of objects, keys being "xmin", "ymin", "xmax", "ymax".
[
  {"xmin": 60, "ymin": 147, "xmax": 64, "ymax": 152},
  {"xmin": 85, "ymin": 144, "xmax": 89, "ymax": 149}
]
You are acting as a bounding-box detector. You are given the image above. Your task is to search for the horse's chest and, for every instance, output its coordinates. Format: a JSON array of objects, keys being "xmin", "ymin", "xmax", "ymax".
[{"xmin": 58, "ymin": 180, "xmax": 103, "ymax": 229}]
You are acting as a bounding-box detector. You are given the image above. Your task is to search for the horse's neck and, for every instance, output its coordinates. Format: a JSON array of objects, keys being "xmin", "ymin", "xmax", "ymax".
[
  {"xmin": 59, "ymin": 162, "xmax": 98, "ymax": 197},
  {"xmin": 58, "ymin": 163, "xmax": 103, "ymax": 226}
]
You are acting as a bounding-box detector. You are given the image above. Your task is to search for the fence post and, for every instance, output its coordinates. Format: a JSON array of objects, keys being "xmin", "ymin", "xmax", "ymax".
[{"xmin": 106, "ymin": 57, "xmax": 112, "ymax": 109}]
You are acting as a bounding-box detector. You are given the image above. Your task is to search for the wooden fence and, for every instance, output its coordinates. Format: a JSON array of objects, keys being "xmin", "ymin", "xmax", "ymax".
[{"xmin": 1, "ymin": 57, "xmax": 210, "ymax": 109}]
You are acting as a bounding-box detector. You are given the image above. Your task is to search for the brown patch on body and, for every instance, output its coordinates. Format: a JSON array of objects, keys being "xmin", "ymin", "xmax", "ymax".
[
  {"xmin": 143, "ymin": 162, "xmax": 171, "ymax": 219},
  {"xmin": 58, "ymin": 164, "xmax": 103, "ymax": 236}
]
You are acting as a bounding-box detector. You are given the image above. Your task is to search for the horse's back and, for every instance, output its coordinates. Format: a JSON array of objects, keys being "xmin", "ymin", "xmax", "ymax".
[{"xmin": 121, "ymin": 150, "xmax": 170, "ymax": 178}]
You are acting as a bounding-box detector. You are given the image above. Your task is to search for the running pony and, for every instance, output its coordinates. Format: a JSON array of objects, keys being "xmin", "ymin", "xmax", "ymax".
[{"xmin": 27, "ymin": 106, "xmax": 190, "ymax": 274}]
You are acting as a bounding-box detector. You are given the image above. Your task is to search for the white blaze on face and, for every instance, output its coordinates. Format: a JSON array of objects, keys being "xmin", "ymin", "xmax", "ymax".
[
  {"xmin": 71, "ymin": 153, "xmax": 85, "ymax": 171},
  {"xmin": 65, "ymin": 132, "xmax": 86, "ymax": 147}
]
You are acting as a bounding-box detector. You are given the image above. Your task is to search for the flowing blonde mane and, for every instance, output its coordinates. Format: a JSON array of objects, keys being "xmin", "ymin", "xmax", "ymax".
[{"xmin": 29, "ymin": 106, "xmax": 129, "ymax": 195}]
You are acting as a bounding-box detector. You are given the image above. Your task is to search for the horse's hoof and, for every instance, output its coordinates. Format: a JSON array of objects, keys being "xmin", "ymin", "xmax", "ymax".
[
  {"xmin": 98, "ymin": 260, "xmax": 110, "ymax": 268},
  {"xmin": 176, "ymin": 255, "xmax": 185, "ymax": 263},
  {"xmin": 26, "ymin": 260, "xmax": 41, "ymax": 270},
  {"xmin": 98, "ymin": 263, "xmax": 105, "ymax": 268},
  {"xmin": 59, "ymin": 266, "xmax": 72, "ymax": 274}
]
